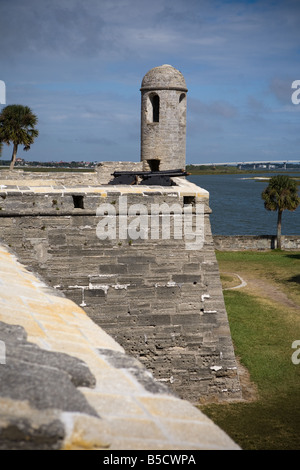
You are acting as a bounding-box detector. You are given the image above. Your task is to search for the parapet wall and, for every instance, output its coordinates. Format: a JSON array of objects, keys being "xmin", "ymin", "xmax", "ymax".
[
  {"xmin": 213, "ymin": 235, "xmax": 300, "ymax": 251},
  {"xmin": 0, "ymin": 242, "xmax": 239, "ymax": 450},
  {"xmin": 0, "ymin": 162, "xmax": 143, "ymax": 186},
  {"xmin": 0, "ymin": 169, "xmax": 98, "ymax": 185},
  {"xmin": 0, "ymin": 172, "xmax": 241, "ymax": 404},
  {"xmin": 96, "ymin": 162, "xmax": 143, "ymax": 184}
]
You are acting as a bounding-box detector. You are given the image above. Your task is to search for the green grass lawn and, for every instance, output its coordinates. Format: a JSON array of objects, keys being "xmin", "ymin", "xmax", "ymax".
[{"xmin": 199, "ymin": 250, "xmax": 300, "ymax": 450}]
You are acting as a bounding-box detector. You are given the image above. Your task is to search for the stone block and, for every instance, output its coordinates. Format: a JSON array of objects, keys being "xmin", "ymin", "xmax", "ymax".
[{"xmin": 136, "ymin": 314, "xmax": 172, "ymax": 327}]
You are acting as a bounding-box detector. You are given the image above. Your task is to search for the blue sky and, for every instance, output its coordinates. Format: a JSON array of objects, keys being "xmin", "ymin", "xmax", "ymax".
[{"xmin": 1, "ymin": 0, "xmax": 300, "ymax": 164}]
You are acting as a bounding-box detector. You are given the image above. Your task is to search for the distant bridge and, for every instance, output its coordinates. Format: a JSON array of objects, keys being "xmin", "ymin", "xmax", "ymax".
[{"xmin": 189, "ymin": 160, "xmax": 300, "ymax": 168}]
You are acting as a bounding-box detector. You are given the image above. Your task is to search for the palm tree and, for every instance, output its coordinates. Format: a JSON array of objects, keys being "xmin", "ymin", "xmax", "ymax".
[
  {"xmin": 262, "ymin": 174, "xmax": 300, "ymax": 249},
  {"xmin": 0, "ymin": 105, "xmax": 39, "ymax": 170}
]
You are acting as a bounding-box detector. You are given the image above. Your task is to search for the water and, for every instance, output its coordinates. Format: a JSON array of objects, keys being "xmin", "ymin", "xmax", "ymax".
[{"xmin": 187, "ymin": 173, "xmax": 300, "ymax": 236}]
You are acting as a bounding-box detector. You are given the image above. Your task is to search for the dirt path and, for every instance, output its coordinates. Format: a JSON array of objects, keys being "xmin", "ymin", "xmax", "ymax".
[
  {"xmin": 221, "ymin": 271, "xmax": 300, "ymax": 310},
  {"xmin": 244, "ymin": 277, "xmax": 299, "ymax": 310},
  {"xmin": 220, "ymin": 270, "xmax": 299, "ymax": 402}
]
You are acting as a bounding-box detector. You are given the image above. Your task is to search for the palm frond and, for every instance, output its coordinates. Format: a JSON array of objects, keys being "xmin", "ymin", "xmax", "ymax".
[{"xmin": 0, "ymin": 104, "xmax": 39, "ymax": 169}]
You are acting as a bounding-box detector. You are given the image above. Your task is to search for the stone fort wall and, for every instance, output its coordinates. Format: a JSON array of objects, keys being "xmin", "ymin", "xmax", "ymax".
[
  {"xmin": 0, "ymin": 173, "xmax": 241, "ymax": 404},
  {"xmin": 0, "ymin": 242, "xmax": 240, "ymax": 450},
  {"xmin": 213, "ymin": 235, "xmax": 300, "ymax": 251}
]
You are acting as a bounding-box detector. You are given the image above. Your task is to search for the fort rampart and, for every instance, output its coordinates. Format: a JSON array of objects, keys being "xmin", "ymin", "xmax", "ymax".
[
  {"xmin": 213, "ymin": 235, "xmax": 300, "ymax": 251},
  {"xmin": 0, "ymin": 241, "xmax": 239, "ymax": 450},
  {"xmin": 0, "ymin": 171, "xmax": 241, "ymax": 404}
]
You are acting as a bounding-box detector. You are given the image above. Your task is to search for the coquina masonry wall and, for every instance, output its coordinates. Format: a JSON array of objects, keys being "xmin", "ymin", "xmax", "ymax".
[
  {"xmin": 213, "ymin": 235, "xmax": 300, "ymax": 251},
  {"xmin": 0, "ymin": 179, "xmax": 241, "ymax": 404}
]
